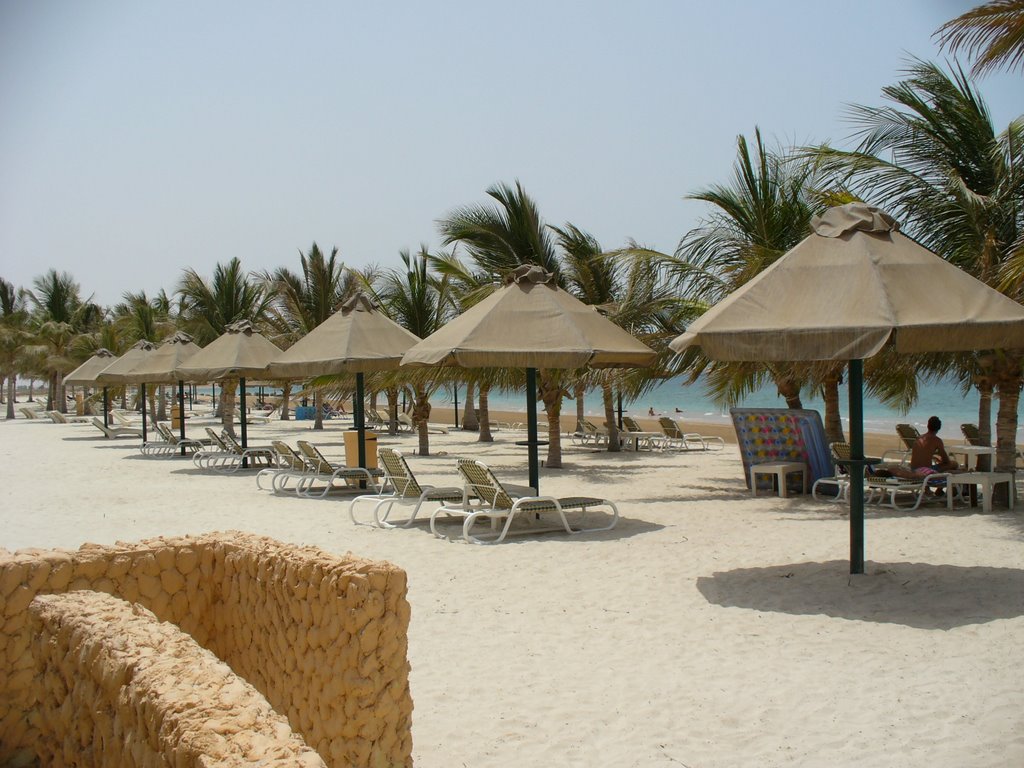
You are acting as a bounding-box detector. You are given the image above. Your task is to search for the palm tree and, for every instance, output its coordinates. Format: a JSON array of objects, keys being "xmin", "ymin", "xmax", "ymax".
[
  {"xmin": 112, "ymin": 291, "xmax": 176, "ymax": 420},
  {"xmin": 656, "ymin": 131, "xmax": 845, "ymax": 436},
  {"xmin": 811, "ymin": 59, "xmax": 1024, "ymax": 472},
  {"xmin": 439, "ymin": 181, "xmax": 575, "ymax": 467},
  {"xmin": 0, "ymin": 278, "xmax": 29, "ymax": 419},
  {"xmin": 936, "ymin": 0, "xmax": 1024, "ymax": 76},
  {"xmin": 262, "ymin": 243, "xmax": 355, "ymax": 429},
  {"xmin": 26, "ymin": 270, "xmax": 102, "ymax": 412},
  {"xmin": 371, "ymin": 249, "xmax": 453, "ymax": 456},
  {"xmin": 177, "ymin": 258, "xmax": 272, "ymax": 436}
]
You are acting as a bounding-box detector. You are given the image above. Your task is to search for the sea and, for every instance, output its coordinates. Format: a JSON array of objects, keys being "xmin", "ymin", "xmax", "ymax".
[{"xmin": 431, "ymin": 375, "xmax": 1017, "ymax": 438}]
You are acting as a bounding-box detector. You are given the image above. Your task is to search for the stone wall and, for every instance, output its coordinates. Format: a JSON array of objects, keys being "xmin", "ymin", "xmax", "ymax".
[
  {"xmin": 30, "ymin": 591, "xmax": 327, "ymax": 766},
  {"xmin": 0, "ymin": 531, "xmax": 413, "ymax": 767}
]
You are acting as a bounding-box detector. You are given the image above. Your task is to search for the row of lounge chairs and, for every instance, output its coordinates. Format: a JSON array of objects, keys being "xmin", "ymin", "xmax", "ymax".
[{"xmin": 571, "ymin": 416, "xmax": 724, "ymax": 452}]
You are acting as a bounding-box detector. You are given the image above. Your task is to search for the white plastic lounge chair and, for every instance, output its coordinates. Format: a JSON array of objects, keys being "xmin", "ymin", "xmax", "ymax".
[
  {"xmin": 19, "ymin": 407, "xmax": 39, "ymax": 420},
  {"xmin": 657, "ymin": 417, "xmax": 725, "ymax": 451},
  {"xmin": 256, "ymin": 441, "xmax": 313, "ymax": 492},
  {"xmin": 398, "ymin": 412, "xmax": 449, "ymax": 434},
  {"xmin": 47, "ymin": 410, "xmax": 90, "ymax": 424},
  {"xmin": 192, "ymin": 428, "xmax": 273, "ymax": 472},
  {"xmin": 348, "ymin": 448, "xmax": 466, "ymax": 527},
  {"xmin": 430, "ymin": 459, "xmax": 619, "ymax": 544},
  {"xmin": 865, "ymin": 470, "xmax": 958, "ymax": 511},
  {"xmin": 294, "ymin": 440, "xmax": 382, "ymax": 498},
  {"xmin": 90, "ymin": 417, "xmax": 142, "ymax": 439},
  {"xmin": 570, "ymin": 420, "xmax": 610, "ymax": 447},
  {"xmin": 620, "ymin": 416, "xmax": 663, "ymax": 450},
  {"xmin": 141, "ymin": 422, "xmax": 209, "ymax": 457}
]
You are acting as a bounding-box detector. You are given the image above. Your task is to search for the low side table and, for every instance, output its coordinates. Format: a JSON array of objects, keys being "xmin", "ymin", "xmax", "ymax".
[
  {"xmin": 751, "ymin": 461, "xmax": 808, "ymax": 498},
  {"xmin": 947, "ymin": 472, "xmax": 1015, "ymax": 513}
]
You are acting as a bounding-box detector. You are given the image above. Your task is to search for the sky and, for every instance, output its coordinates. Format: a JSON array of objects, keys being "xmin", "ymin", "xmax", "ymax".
[{"xmin": 0, "ymin": 0, "xmax": 1020, "ymax": 308}]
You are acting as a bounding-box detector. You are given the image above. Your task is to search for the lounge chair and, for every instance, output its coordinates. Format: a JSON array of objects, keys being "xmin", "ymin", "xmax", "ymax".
[
  {"xmin": 656, "ymin": 417, "xmax": 725, "ymax": 451},
  {"xmin": 570, "ymin": 420, "xmax": 610, "ymax": 447},
  {"xmin": 294, "ymin": 440, "xmax": 382, "ymax": 498},
  {"xmin": 256, "ymin": 441, "xmax": 314, "ymax": 492},
  {"xmin": 810, "ymin": 441, "xmax": 887, "ymax": 503},
  {"xmin": 47, "ymin": 410, "xmax": 90, "ymax": 424},
  {"xmin": 141, "ymin": 423, "xmax": 210, "ymax": 457},
  {"xmin": 192, "ymin": 428, "xmax": 273, "ymax": 472},
  {"xmin": 430, "ymin": 459, "xmax": 618, "ymax": 544},
  {"xmin": 865, "ymin": 470, "xmax": 957, "ymax": 511},
  {"xmin": 348, "ymin": 448, "xmax": 467, "ymax": 527},
  {"xmin": 620, "ymin": 416, "xmax": 663, "ymax": 450},
  {"xmin": 110, "ymin": 410, "xmax": 142, "ymax": 428},
  {"xmin": 90, "ymin": 417, "xmax": 142, "ymax": 439},
  {"xmin": 398, "ymin": 412, "xmax": 449, "ymax": 434},
  {"xmin": 18, "ymin": 407, "xmax": 39, "ymax": 420}
]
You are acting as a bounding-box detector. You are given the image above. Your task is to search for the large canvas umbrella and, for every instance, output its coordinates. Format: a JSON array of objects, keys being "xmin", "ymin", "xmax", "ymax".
[
  {"xmin": 65, "ymin": 349, "xmax": 117, "ymax": 428},
  {"xmin": 266, "ymin": 293, "xmax": 421, "ymax": 469},
  {"xmin": 175, "ymin": 320, "xmax": 284, "ymax": 459},
  {"xmin": 128, "ymin": 332, "xmax": 203, "ymax": 454},
  {"xmin": 402, "ymin": 265, "xmax": 657, "ymax": 491},
  {"xmin": 96, "ymin": 340, "xmax": 159, "ymax": 441},
  {"xmin": 670, "ymin": 202, "xmax": 1024, "ymax": 573}
]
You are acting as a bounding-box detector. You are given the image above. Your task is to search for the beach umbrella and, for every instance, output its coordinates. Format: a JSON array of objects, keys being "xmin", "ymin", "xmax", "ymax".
[
  {"xmin": 266, "ymin": 292, "xmax": 421, "ymax": 469},
  {"xmin": 127, "ymin": 332, "xmax": 203, "ymax": 454},
  {"xmin": 96, "ymin": 340, "xmax": 159, "ymax": 442},
  {"xmin": 670, "ymin": 202, "xmax": 1024, "ymax": 573},
  {"xmin": 402, "ymin": 264, "xmax": 657, "ymax": 491},
  {"xmin": 65, "ymin": 348, "xmax": 118, "ymax": 428},
  {"xmin": 175, "ymin": 320, "xmax": 284, "ymax": 461}
]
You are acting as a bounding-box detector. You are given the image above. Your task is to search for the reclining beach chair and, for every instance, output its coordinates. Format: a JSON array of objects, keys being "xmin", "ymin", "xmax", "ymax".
[
  {"xmin": 192, "ymin": 428, "xmax": 272, "ymax": 472},
  {"xmin": 881, "ymin": 423, "xmax": 919, "ymax": 463},
  {"xmin": 141, "ymin": 422, "xmax": 209, "ymax": 457},
  {"xmin": 398, "ymin": 412, "xmax": 449, "ymax": 434},
  {"xmin": 47, "ymin": 410, "xmax": 90, "ymax": 424},
  {"xmin": 430, "ymin": 459, "xmax": 619, "ymax": 544},
  {"xmin": 864, "ymin": 470, "xmax": 958, "ymax": 511},
  {"xmin": 348, "ymin": 448, "xmax": 467, "ymax": 527},
  {"xmin": 256, "ymin": 441, "xmax": 314, "ymax": 492},
  {"xmin": 570, "ymin": 420, "xmax": 610, "ymax": 447},
  {"xmin": 294, "ymin": 440, "xmax": 382, "ymax": 498},
  {"xmin": 620, "ymin": 416, "xmax": 663, "ymax": 450},
  {"xmin": 90, "ymin": 417, "xmax": 142, "ymax": 439},
  {"xmin": 656, "ymin": 417, "xmax": 725, "ymax": 451},
  {"xmin": 19, "ymin": 407, "xmax": 39, "ymax": 420}
]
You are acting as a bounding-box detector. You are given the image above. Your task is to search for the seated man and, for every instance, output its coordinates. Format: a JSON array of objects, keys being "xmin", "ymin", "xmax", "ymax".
[{"xmin": 887, "ymin": 416, "xmax": 958, "ymax": 479}]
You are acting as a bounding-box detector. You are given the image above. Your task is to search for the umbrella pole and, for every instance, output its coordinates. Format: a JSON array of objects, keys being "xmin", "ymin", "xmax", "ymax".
[
  {"xmin": 454, "ymin": 383, "xmax": 459, "ymax": 429},
  {"xmin": 356, "ymin": 372, "xmax": 366, "ymax": 469},
  {"xmin": 240, "ymin": 377, "xmax": 248, "ymax": 468},
  {"xmin": 849, "ymin": 359, "xmax": 865, "ymax": 575},
  {"xmin": 177, "ymin": 380, "xmax": 187, "ymax": 457},
  {"xmin": 527, "ymin": 368, "xmax": 540, "ymax": 492},
  {"xmin": 141, "ymin": 383, "xmax": 148, "ymax": 444},
  {"xmin": 102, "ymin": 387, "xmax": 109, "ymax": 429}
]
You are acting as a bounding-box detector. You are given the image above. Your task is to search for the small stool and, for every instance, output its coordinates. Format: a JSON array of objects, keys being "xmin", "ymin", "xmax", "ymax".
[{"xmin": 751, "ymin": 461, "xmax": 808, "ymax": 498}]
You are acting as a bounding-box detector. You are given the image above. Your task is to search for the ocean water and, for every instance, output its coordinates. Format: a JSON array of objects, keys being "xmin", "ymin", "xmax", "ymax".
[{"xmin": 435, "ymin": 375, "xmax": 1016, "ymax": 438}]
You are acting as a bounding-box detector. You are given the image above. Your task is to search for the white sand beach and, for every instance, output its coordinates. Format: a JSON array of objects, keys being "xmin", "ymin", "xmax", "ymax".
[{"xmin": 3, "ymin": 413, "xmax": 1023, "ymax": 767}]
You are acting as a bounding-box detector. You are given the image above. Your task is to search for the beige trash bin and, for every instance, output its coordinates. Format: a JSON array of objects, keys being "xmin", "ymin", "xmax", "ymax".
[
  {"xmin": 171, "ymin": 404, "xmax": 183, "ymax": 430},
  {"xmin": 344, "ymin": 430, "xmax": 378, "ymax": 469}
]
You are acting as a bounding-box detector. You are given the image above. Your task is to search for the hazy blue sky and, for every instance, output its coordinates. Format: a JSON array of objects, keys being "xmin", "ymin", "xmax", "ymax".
[{"xmin": 1, "ymin": 1, "xmax": 1020, "ymax": 307}]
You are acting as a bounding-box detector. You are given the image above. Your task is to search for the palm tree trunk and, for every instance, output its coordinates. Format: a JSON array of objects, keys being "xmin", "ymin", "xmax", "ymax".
[
  {"xmin": 478, "ymin": 383, "xmax": 493, "ymax": 442},
  {"xmin": 462, "ymin": 380, "xmax": 479, "ymax": 431},
  {"xmin": 539, "ymin": 370, "xmax": 562, "ymax": 469},
  {"xmin": 313, "ymin": 390, "xmax": 324, "ymax": 430},
  {"xmin": 148, "ymin": 387, "xmax": 157, "ymax": 424},
  {"xmin": 220, "ymin": 380, "xmax": 237, "ymax": 438},
  {"xmin": 995, "ymin": 372, "xmax": 1021, "ymax": 472},
  {"xmin": 280, "ymin": 382, "xmax": 291, "ymax": 420},
  {"xmin": 413, "ymin": 386, "xmax": 431, "ymax": 456},
  {"xmin": 157, "ymin": 386, "xmax": 167, "ymax": 422},
  {"xmin": 977, "ymin": 378, "xmax": 993, "ymax": 471},
  {"xmin": 601, "ymin": 382, "xmax": 621, "ymax": 452},
  {"xmin": 6, "ymin": 375, "xmax": 15, "ymax": 420},
  {"xmin": 775, "ymin": 375, "xmax": 803, "ymax": 409},
  {"xmin": 822, "ymin": 372, "xmax": 845, "ymax": 444},
  {"xmin": 574, "ymin": 383, "xmax": 586, "ymax": 433},
  {"xmin": 386, "ymin": 388, "xmax": 399, "ymax": 436}
]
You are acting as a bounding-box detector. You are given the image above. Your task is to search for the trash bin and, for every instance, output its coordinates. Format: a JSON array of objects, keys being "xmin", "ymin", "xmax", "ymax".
[
  {"xmin": 171, "ymin": 404, "xmax": 182, "ymax": 430},
  {"xmin": 75, "ymin": 393, "xmax": 85, "ymax": 416},
  {"xmin": 344, "ymin": 430, "xmax": 378, "ymax": 469}
]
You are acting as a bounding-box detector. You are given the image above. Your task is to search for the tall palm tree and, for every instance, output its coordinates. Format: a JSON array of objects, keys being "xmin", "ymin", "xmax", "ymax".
[
  {"xmin": 811, "ymin": 59, "xmax": 1024, "ymax": 471},
  {"xmin": 439, "ymin": 181, "xmax": 576, "ymax": 467},
  {"xmin": 262, "ymin": 243, "xmax": 355, "ymax": 429},
  {"xmin": 26, "ymin": 270, "xmax": 102, "ymax": 412},
  {"xmin": 936, "ymin": 0, "xmax": 1024, "ymax": 76},
  {"xmin": 177, "ymin": 258, "xmax": 272, "ymax": 436},
  {"xmin": 0, "ymin": 278, "xmax": 29, "ymax": 419},
  {"xmin": 112, "ymin": 291, "xmax": 176, "ymax": 420},
  {"xmin": 657, "ymin": 131, "xmax": 845, "ymax": 435},
  {"xmin": 371, "ymin": 249, "xmax": 452, "ymax": 456}
]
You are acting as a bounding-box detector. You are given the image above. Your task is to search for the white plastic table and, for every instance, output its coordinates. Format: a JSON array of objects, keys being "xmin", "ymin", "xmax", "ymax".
[
  {"xmin": 751, "ymin": 462, "xmax": 808, "ymax": 498},
  {"xmin": 947, "ymin": 471, "xmax": 1015, "ymax": 513}
]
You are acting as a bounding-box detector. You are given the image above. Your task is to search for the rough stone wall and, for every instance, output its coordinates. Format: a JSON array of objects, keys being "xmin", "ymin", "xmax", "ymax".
[
  {"xmin": 0, "ymin": 532, "xmax": 413, "ymax": 767},
  {"xmin": 30, "ymin": 591, "xmax": 327, "ymax": 767}
]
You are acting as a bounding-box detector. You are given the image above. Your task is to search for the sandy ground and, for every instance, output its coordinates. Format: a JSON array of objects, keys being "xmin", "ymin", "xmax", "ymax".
[{"xmin": 3, "ymin": 411, "xmax": 1023, "ymax": 767}]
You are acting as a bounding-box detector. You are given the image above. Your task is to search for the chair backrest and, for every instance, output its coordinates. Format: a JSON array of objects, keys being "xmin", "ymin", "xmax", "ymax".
[
  {"xmin": 270, "ymin": 441, "xmax": 306, "ymax": 471},
  {"xmin": 960, "ymin": 423, "xmax": 984, "ymax": 446},
  {"xmin": 398, "ymin": 413, "xmax": 414, "ymax": 428},
  {"xmin": 583, "ymin": 420, "xmax": 602, "ymax": 435},
  {"xmin": 49, "ymin": 411, "xmax": 67, "ymax": 423},
  {"xmin": 658, "ymin": 416, "xmax": 682, "ymax": 439},
  {"xmin": 377, "ymin": 449, "xmax": 422, "ymax": 498},
  {"xmin": 829, "ymin": 441, "xmax": 852, "ymax": 475},
  {"xmin": 155, "ymin": 422, "xmax": 174, "ymax": 442},
  {"xmin": 221, "ymin": 432, "xmax": 245, "ymax": 454},
  {"xmin": 895, "ymin": 423, "xmax": 920, "ymax": 450},
  {"xmin": 456, "ymin": 460, "xmax": 515, "ymax": 511},
  {"xmin": 296, "ymin": 441, "xmax": 334, "ymax": 473},
  {"xmin": 205, "ymin": 427, "xmax": 229, "ymax": 451},
  {"xmin": 20, "ymin": 408, "xmax": 37, "ymax": 419},
  {"xmin": 622, "ymin": 416, "xmax": 643, "ymax": 433}
]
